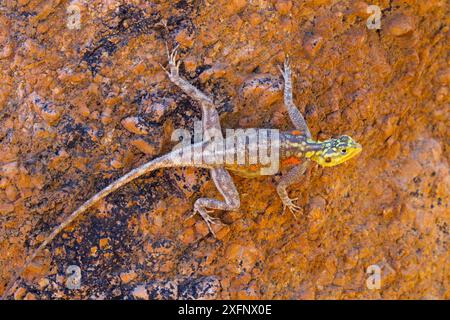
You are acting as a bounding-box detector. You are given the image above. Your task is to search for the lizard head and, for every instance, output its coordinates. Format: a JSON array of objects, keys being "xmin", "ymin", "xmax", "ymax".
[{"xmin": 308, "ymin": 135, "xmax": 362, "ymax": 167}]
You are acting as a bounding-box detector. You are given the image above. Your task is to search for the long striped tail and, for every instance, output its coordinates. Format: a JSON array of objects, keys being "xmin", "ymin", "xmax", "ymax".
[{"xmin": 1, "ymin": 147, "xmax": 211, "ymax": 299}]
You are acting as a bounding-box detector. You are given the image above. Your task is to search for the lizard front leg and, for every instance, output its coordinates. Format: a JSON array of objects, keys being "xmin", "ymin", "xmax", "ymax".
[
  {"xmin": 277, "ymin": 160, "xmax": 310, "ymax": 218},
  {"xmin": 191, "ymin": 168, "xmax": 240, "ymax": 237},
  {"xmin": 279, "ymin": 58, "xmax": 312, "ymax": 139}
]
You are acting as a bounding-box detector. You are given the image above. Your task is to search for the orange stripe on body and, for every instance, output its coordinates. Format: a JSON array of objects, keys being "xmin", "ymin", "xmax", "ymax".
[{"xmin": 282, "ymin": 156, "xmax": 301, "ymax": 166}]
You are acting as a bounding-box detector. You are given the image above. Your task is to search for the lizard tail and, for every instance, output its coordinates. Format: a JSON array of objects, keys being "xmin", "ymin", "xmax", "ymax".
[{"xmin": 1, "ymin": 150, "xmax": 206, "ymax": 299}]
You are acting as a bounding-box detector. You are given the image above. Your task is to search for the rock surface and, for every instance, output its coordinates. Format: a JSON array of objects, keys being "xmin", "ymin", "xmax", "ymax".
[{"xmin": 0, "ymin": 0, "xmax": 448, "ymax": 299}]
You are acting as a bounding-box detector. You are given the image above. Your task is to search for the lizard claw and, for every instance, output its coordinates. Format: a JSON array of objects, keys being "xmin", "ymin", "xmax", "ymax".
[
  {"xmin": 161, "ymin": 43, "xmax": 181, "ymax": 78},
  {"xmin": 278, "ymin": 57, "xmax": 292, "ymax": 82},
  {"xmin": 159, "ymin": 62, "xmax": 169, "ymax": 75},
  {"xmin": 281, "ymin": 196, "xmax": 302, "ymax": 220},
  {"xmin": 284, "ymin": 56, "xmax": 290, "ymax": 68},
  {"xmin": 280, "ymin": 58, "xmax": 292, "ymax": 79},
  {"xmin": 187, "ymin": 206, "xmax": 223, "ymax": 237},
  {"xmin": 277, "ymin": 65, "xmax": 284, "ymax": 76}
]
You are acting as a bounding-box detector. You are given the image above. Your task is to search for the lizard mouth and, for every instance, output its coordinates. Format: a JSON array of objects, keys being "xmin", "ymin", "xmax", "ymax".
[{"xmin": 353, "ymin": 143, "xmax": 363, "ymax": 156}]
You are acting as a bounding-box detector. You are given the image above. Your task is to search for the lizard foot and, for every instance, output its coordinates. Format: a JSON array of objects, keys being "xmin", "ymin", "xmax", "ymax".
[
  {"xmin": 278, "ymin": 57, "xmax": 292, "ymax": 82},
  {"xmin": 281, "ymin": 196, "xmax": 302, "ymax": 219},
  {"xmin": 160, "ymin": 43, "xmax": 181, "ymax": 79},
  {"xmin": 187, "ymin": 206, "xmax": 223, "ymax": 237}
]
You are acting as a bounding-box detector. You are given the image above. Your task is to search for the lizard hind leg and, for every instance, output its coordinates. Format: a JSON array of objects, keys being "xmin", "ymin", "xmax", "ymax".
[
  {"xmin": 190, "ymin": 169, "xmax": 240, "ymax": 237},
  {"xmin": 191, "ymin": 203, "xmax": 223, "ymax": 237}
]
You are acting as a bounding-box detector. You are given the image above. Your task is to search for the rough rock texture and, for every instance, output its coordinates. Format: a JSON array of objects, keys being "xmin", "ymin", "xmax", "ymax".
[{"xmin": 0, "ymin": 0, "xmax": 448, "ymax": 300}]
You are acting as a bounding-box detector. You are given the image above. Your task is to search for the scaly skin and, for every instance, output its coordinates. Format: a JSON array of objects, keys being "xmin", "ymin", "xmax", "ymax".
[{"xmin": 1, "ymin": 47, "xmax": 361, "ymax": 299}]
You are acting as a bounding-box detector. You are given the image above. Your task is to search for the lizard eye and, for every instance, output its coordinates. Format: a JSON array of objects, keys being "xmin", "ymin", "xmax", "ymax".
[
  {"xmin": 325, "ymin": 157, "xmax": 332, "ymax": 163},
  {"xmin": 341, "ymin": 149, "xmax": 347, "ymax": 154}
]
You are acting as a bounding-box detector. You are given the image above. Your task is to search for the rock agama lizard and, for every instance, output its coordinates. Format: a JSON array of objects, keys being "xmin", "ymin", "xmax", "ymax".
[{"xmin": 1, "ymin": 46, "xmax": 362, "ymax": 299}]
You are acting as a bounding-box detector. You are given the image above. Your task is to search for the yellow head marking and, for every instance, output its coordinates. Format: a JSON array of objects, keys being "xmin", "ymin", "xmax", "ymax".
[{"xmin": 308, "ymin": 135, "xmax": 362, "ymax": 167}]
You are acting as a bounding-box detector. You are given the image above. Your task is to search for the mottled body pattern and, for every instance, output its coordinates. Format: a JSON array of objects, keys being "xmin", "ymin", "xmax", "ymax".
[{"xmin": 1, "ymin": 49, "xmax": 361, "ymax": 299}]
